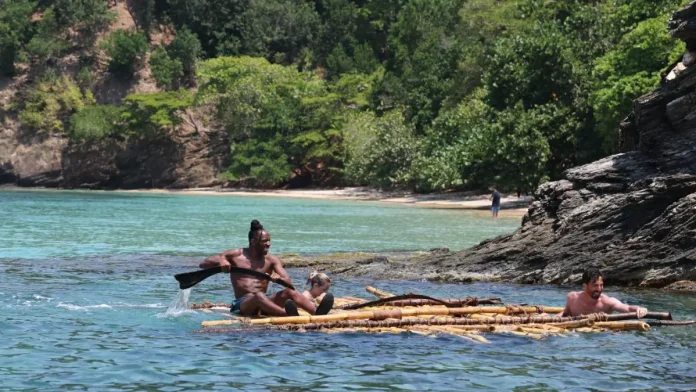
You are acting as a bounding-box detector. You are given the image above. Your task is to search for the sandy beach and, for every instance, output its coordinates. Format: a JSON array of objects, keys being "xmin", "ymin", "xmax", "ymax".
[{"xmin": 118, "ymin": 187, "xmax": 533, "ymax": 217}]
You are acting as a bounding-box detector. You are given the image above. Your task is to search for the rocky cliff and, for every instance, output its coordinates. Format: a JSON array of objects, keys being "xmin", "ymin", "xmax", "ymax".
[
  {"xmin": 0, "ymin": 104, "xmax": 228, "ymax": 189},
  {"xmin": 0, "ymin": 0, "xmax": 228, "ymax": 190}
]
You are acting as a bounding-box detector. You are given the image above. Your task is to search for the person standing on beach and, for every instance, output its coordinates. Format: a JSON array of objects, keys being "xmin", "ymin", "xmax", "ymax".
[
  {"xmin": 199, "ymin": 220, "xmax": 334, "ymax": 317},
  {"xmin": 489, "ymin": 187, "xmax": 501, "ymax": 218}
]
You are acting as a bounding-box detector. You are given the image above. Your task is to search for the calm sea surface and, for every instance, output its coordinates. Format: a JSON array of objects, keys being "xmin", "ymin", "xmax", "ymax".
[{"xmin": 1, "ymin": 189, "xmax": 695, "ymax": 391}]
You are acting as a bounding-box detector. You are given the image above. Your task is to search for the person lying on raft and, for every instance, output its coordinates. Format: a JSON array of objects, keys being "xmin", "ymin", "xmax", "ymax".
[
  {"xmin": 199, "ymin": 220, "xmax": 333, "ymax": 317},
  {"xmin": 302, "ymin": 271, "xmax": 331, "ymax": 304},
  {"xmin": 558, "ymin": 268, "xmax": 648, "ymax": 317}
]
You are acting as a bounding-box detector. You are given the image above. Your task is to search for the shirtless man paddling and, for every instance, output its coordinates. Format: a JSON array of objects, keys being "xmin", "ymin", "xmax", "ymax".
[
  {"xmin": 199, "ymin": 220, "xmax": 333, "ymax": 317},
  {"xmin": 559, "ymin": 268, "xmax": 648, "ymax": 317}
]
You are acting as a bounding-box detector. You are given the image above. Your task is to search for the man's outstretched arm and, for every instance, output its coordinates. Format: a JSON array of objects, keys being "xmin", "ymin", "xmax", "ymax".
[
  {"xmin": 199, "ymin": 249, "xmax": 240, "ymax": 272},
  {"xmin": 607, "ymin": 297, "xmax": 648, "ymax": 317}
]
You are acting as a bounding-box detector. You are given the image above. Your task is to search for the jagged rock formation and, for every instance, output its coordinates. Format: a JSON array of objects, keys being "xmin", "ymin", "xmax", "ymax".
[
  {"xmin": 0, "ymin": 106, "xmax": 228, "ymax": 189},
  {"xmin": 424, "ymin": 3, "xmax": 696, "ymax": 288},
  {"xmin": 60, "ymin": 109, "xmax": 229, "ymax": 189},
  {"xmin": 0, "ymin": 1, "xmax": 228, "ymax": 190}
]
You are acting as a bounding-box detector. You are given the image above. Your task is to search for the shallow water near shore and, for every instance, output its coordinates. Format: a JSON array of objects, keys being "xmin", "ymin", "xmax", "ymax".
[{"xmin": 1, "ymin": 190, "xmax": 695, "ymax": 391}]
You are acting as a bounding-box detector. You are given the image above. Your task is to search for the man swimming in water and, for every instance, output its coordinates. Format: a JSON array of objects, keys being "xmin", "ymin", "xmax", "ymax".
[
  {"xmin": 559, "ymin": 268, "xmax": 648, "ymax": 317},
  {"xmin": 199, "ymin": 220, "xmax": 333, "ymax": 317}
]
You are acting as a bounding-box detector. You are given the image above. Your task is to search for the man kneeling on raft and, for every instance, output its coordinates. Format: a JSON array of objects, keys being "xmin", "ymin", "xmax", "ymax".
[
  {"xmin": 199, "ymin": 220, "xmax": 333, "ymax": 317},
  {"xmin": 558, "ymin": 268, "xmax": 648, "ymax": 317}
]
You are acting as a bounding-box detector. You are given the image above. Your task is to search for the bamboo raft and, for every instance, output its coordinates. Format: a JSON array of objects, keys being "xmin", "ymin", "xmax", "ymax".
[{"xmin": 194, "ymin": 286, "xmax": 695, "ymax": 342}]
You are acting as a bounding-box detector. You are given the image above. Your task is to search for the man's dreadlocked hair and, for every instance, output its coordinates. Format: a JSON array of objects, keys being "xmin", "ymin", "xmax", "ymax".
[{"xmin": 248, "ymin": 220, "xmax": 264, "ymax": 242}]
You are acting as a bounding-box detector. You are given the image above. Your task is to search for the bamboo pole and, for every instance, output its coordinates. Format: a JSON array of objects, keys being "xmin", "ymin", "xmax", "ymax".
[
  {"xmin": 646, "ymin": 320, "xmax": 696, "ymax": 326},
  {"xmin": 548, "ymin": 319, "xmax": 594, "ymax": 329},
  {"xmin": 444, "ymin": 325, "xmax": 496, "ymax": 332},
  {"xmin": 247, "ymin": 306, "xmax": 565, "ymax": 325},
  {"xmin": 594, "ymin": 321, "xmax": 650, "ymax": 331},
  {"xmin": 365, "ymin": 286, "xmax": 394, "ymax": 299},
  {"xmin": 575, "ymin": 327, "xmax": 601, "ymax": 333},
  {"xmin": 274, "ymin": 314, "xmax": 599, "ymax": 331}
]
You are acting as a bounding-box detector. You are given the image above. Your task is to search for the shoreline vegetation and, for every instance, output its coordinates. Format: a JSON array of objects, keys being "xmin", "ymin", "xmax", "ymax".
[{"xmin": 0, "ymin": 185, "xmax": 532, "ymax": 217}]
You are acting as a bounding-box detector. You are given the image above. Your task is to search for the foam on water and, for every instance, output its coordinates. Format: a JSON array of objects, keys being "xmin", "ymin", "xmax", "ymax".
[{"xmin": 57, "ymin": 303, "xmax": 114, "ymax": 311}]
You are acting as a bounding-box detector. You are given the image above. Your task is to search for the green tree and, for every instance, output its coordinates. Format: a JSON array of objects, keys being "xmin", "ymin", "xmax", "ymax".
[
  {"xmin": 471, "ymin": 104, "xmax": 552, "ymax": 193},
  {"xmin": 591, "ymin": 16, "xmax": 684, "ymax": 152},
  {"xmin": 167, "ymin": 27, "xmax": 201, "ymax": 84},
  {"xmin": 102, "ymin": 30, "xmax": 148, "ymax": 76},
  {"xmin": 0, "ymin": 0, "xmax": 36, "ymax": 75},
  {"xmin": 343, "ymin": 110, "xmax": 419, "ymax": 188},
  {"xmin": 121, "ymin": 90, "xmax": 193, "ymax": 137},
  {"xmin": 149, "ymin": 46, "xmax": 183, "ymax": 89},
  {"xmin": 198, "ymin": 56, "xmax": 356, "ymax": 186},
  {"xmin": 483, "ymin": 24, "xmax": 576, "ymax": 110},
  {"xmin": 53, "ymin": 0, "xmax": 115, "ymax": 46},
  {"xmin": 25, "ymin": 7, "xmax": 69, "ymax": 65},
  {"xmin": 374, "ymin": 0, "xmax": 464, "ymax": 130}
]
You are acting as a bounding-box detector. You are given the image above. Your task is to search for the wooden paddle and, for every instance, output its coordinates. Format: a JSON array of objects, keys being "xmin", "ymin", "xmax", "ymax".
[{"xmin": 175, "ymin": 266, "xmax": 296, "ymax": 290}]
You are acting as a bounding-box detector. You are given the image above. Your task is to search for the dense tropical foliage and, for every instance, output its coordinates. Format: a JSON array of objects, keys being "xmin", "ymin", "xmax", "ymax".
[{"xmin": 1, "ymin": 0, "xmax": 687, "ymax": 190}]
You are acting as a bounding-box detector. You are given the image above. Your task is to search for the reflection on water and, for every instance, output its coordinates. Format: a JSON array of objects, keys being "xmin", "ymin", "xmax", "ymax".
[{"xmin": 1, "ymin": 257, "xmax": 695, "ymax": 391}]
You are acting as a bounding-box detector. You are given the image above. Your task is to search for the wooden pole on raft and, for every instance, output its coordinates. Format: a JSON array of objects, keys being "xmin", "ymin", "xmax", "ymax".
[
  {"xmin": 243, "ymin": 306, "xmax": 565, "ymax": 325},
  {"xmin": 646, "ymin": 320, "xmax": 696, "ymax": 326},
  {"xmin": 594, "ymin": 321, "xmax": 650, "ymax": 331},
  {"xmin": 365, "ymin": 286, "xmax": 394, "ymax": 299},
  {"xmin": 200, "ymin": 310, "xmax": 669, "ymax": 328},
  {"xmin": 271, "ymin": 315, "xmax": 592, "ymax": 331}
]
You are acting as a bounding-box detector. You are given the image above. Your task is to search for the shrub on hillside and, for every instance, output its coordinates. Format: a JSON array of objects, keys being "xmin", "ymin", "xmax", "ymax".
[
  {"xmin": 19, "ymin": 76, "xmax": 95, "ymax": 132},
  {"xmin": 121, "ymin": 90, "xmax": 193, "ymax": 137},
  {"xmin": 149, "ymin": 46, "xmax": 183, "ymax": 89},
  {"xmin": 168, "ymin": 27, "xmax": 201, "ymax": 84},
  {"xmin": 102, "ymin": 30, "xmax": 148, "ymax": 76},
  {"xmin": 69, "ymin": 105, "xmax": 123, "ymax": 140}
]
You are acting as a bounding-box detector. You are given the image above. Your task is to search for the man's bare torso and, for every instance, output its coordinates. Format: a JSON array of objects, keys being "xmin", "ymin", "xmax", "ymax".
[
  {"xmin": 225, "ymin": 248, "xmax": 278, "ymax": 299},
  {"xmin": 565, "ymin": 291, "xmax": 618, "ymax": 316}
]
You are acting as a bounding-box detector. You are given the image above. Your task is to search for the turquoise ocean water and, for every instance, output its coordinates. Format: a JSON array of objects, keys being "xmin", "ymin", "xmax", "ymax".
[{"xmin": 1, "ymin": 189, "xmax": 695, "ymax": 391}]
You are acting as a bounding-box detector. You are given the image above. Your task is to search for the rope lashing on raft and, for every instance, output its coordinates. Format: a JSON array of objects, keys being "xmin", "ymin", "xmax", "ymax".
[
  {"xmin": 505, "ymin": 304, "xmax": 528, "ymax": 316},
  {"xmin": 586, "ymin": 313, "xmax": 609, "ymax": 322}
]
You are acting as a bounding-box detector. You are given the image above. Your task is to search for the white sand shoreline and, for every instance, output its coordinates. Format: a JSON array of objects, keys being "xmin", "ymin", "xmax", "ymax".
[
  {"xmin": 1, "ymin": 185, "xmax": 533, "ymax": 217},
  {"xmin": 127, "ymin": 186, "xmax": 533, "ymax": 217}
]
